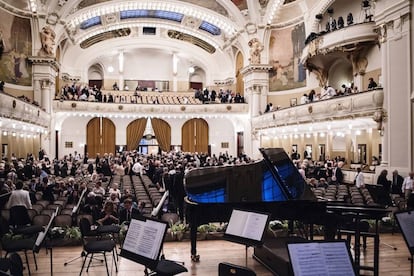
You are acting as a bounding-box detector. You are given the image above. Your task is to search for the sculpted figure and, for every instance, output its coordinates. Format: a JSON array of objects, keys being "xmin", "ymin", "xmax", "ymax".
[
  {"xmin": 38, "ymin": 25, "xmax": 56, "ymax": 57},
  {"xmin": 248, "ymin": 38, "xmax": 264, "ymax": 64}
]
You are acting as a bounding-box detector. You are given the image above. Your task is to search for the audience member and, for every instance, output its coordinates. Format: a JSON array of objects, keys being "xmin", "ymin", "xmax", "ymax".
[{"xmin": 6, "ymin": 181, "xmax": 32, "ymax": 209}]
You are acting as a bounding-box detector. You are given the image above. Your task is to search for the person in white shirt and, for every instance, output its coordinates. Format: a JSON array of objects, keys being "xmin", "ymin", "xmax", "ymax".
[
  {"xmin": 321, "ymin": 85, "xmax": 336, "ymax": 99},
  {"xmin": 132, "ymin": 160, "xmax": 144, "ymax": 175},
  {"xmin": 6, "ymin": 181, "xmax": 32, "ymax": 209},
  {"xmin": 355, "ymin": 167, "xmax": 365, "ymax": 188},
  {"xmin": 402, "ymin": 172, "xmax": 414, "ymax": 200},
  {"xmin": 108, "ymin": 183, "xmax": 121, "ymax": 199}
]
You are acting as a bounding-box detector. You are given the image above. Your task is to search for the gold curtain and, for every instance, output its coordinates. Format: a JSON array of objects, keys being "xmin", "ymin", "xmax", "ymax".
[
  {"xmin": 182, "ymin": 119, "xmax": 208, "ymax": 153},
  {"xmin": 87, "ymin": 117, "xmax": 116, "ymax": 157},
  {"xmin": 151, "ymin": 118, "xmax": 171, "ymax": 152},
  {"xmin": 102, "ymin": 118, "xmax": 115, "ymax": 155},
  {"xmin": 236, "ymin": 52, "xmax": 244, "ymax": 96},
  {"xmin": 195, "ymin": 119, "xmax": 208, "ymax": 153},
  {"xmin": 126, "ymin": 118, "xmax": 147, "ymax": 151},
  {"xmin": 86, "ymin": 117, "xmax": 100, "ymax": 157}
]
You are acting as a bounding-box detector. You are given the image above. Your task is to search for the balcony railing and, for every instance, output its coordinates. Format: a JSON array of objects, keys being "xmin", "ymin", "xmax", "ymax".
[
  {"xmin": 0, "ymin": 92, "xmax": 50, "ymax": 128},
  {"xmin": 252, "ymin": 89, "xmax": 383, "ymax": 130},
  {"xmin": 52, "ymin": 99, "xmax": 249, "ymax": 116}
]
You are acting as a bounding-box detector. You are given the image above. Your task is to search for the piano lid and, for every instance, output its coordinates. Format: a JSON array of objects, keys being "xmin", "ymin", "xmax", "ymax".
[{"xmin": 184, "ymin": 148, "xmax": 316, "ymax": 204}]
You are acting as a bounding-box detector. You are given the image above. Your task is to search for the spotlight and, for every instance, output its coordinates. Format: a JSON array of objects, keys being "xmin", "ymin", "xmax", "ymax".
[
  {"xmin": 327, "ymin": 8, "xmax": 334, "ymax": 14},
  {"xmin": 315, "ymin": 14, "xmax": 323, "ymax": 20}
]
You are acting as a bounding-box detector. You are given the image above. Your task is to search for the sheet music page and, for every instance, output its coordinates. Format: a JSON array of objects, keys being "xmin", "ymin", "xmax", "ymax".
[
  {"xmin": 122, "ymin": 219, "xmax": 166, "ymax": 260},
  {"xmin": 288, "ymin": 242, "xmax": 355, "ymax": 276},
  {"xmin": 396, "ymin": 212, "xmax": 414, "ymax": 250},
  {"xmin": 225, "ymin": 210, "xmax": 248, "ymax": 236},
  {"xmin": 241, "ymin": 212, "xmax": 268, "ymax": 241}
]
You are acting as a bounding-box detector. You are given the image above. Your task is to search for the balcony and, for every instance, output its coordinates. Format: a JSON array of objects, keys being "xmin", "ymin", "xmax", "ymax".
[
  {"xmin": 52, "ymin": 99, "xmax": 249, "ymax": 117},
  {"xmin": 0, "ymin": 93, "xmax": 50, "ymax": 129},
  {"xmin": 252, "ymin": 89, "xmax": 383, "ymax": 131}
]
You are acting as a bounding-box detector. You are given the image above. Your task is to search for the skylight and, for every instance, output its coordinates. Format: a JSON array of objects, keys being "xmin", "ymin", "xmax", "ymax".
[
  {"xmin": 199, "ymin": 21, "xmax": 221, "ymax": 35},
  {"xmin": 80, "ymin": 16, "xmax": 102, "ymax": 29}
]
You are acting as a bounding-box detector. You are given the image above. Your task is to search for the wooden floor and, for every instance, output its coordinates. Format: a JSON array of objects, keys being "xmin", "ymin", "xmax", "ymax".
[{"xmin": 12, "ymin": 233, "xmax": 412, "ymax": 275}]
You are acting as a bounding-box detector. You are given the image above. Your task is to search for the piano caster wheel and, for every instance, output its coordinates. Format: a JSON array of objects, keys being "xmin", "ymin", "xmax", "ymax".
[{"xmin": 191, "ymin": 254, "xmax": 200, "ymax": 262}]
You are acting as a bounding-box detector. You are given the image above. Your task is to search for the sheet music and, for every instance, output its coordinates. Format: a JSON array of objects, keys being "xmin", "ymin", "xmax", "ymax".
[
  {"xmin": 396, "ymin": 211, "xmax": 414, "ymax": 252},
  {"xmin": 122, "ymin": 218, "xmax": 166, "ymax": 260},
  {"xmin": 226, "ymin": 209, "xmax": 269, "ymax": 242},
  {"xmin": 288, "ymin": 242, "xmax": 355, "ymax": 276}
]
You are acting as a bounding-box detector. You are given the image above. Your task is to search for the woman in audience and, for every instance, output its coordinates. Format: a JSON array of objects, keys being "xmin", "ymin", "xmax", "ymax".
[{"xmin": 97, "ymin": 201, "xmax": 119, "ymax": 225}]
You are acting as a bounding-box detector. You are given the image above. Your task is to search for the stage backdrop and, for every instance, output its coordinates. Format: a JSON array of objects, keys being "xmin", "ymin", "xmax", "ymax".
[
  {"xmin": 268, "ymin": 22, "xmax": 306, "ymax": 91},
  {"xmin": 0, "ymin": 8, "xmax": 32, "ymax": 86}
]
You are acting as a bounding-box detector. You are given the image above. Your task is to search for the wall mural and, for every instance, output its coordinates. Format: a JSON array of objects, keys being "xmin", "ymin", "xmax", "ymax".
[
  {"xmin": 268, "ymin": 22, "xmax": 306, "ymax": 91},
  {"xmin": 0, "ymin": 9, "xmax": 32, "ymax": 86}
]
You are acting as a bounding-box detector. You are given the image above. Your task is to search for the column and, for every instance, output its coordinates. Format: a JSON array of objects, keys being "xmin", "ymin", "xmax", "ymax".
[
  {"xmin": 379, "ymin": 24, "xmax": 389, "ymax": 167},
  {"xmin": 41, "ymin": 80, "xmax": 51, "ymax": 113},
  {"xmin": 251, "ymin": 85, "xmax": 261, "ymax": 117}
]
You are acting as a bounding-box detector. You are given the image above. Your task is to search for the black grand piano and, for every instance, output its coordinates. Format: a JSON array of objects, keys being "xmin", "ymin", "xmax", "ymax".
[{"xmin": 184, "ymin": 148, "xmax": 388, "ymax": 276}]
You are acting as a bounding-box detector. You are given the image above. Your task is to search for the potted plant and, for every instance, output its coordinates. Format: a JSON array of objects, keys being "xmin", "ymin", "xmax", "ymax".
[
  {"xmin": 170, "ymin": 221, "xmax": 187, "ymax": 241},
  {"xmin": 268, "ymin": 220, "xmax": 288, "ymax": 238}
]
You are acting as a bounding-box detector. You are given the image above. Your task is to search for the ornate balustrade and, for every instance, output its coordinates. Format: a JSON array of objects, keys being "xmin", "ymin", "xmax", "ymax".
[{"xmin": 252, "ymin": 89, "xmax": 384, "ymax": 130}]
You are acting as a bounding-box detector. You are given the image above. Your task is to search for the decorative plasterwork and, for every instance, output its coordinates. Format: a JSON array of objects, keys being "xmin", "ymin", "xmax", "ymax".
[
  {"xmin": 240, "ymin": 64, "xmax": 273, "ymax": 75},
  {"xmin": 53, "ymin": 100, "xmax": 249, "ymax": 116},
  {"xmin": 61, "ymin": 73, "xmax": 81, "ymax": 82},
  {"xmin": 213, "ymin": 78, "xmax": 234, "ymax": 85},
  {"xmin": 28, "ymin": 57, "xmax": 61, "ymax": 72}
]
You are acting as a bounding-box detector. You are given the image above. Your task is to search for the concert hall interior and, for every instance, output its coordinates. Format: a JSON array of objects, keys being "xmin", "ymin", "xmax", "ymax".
[{"xmin": 0, "ymin": 0, "xmax": 414, "ymax": 275}]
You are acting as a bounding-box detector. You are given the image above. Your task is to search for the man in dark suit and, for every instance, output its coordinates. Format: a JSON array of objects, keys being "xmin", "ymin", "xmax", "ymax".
[
  {"xmin": 331, "ymin": 162, "xmax": 344, "ymax": 185},
  {"xmin": 118, "ymin": 198, "xmax": 140, "ymax": 225},
  {"xmin": 391, "ymin": 170, "xmax": 404, "ymax": 195}
]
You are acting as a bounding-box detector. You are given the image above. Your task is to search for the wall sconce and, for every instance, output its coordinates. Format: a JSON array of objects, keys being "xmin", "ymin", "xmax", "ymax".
[
  {"xmin": 2, "ymin": 131, "xmax": 7, "ymax": 136},
  {"xmin": 12, "ymin": 132, "xmax": 16, "ymax": 137}
]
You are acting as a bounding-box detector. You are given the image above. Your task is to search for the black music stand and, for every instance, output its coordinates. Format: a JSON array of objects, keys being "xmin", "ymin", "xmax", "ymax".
[
  {"xmin": 33, "ymin": 207, "xmax": 59, "ymax": 276},
  {"xmin": 63, "ymin": 189, "xmax": 91, "ymax": 266},
  {"xmin": 120, "ymin": 214, "xmax": 187, "ymax": 275},
  {"xmin": 223, "ymin": 208, "xmax": 270, "ymax": 267},
  {"xmin": 395, "ymin": 210, "xmax": 414, "ymax": 276}
]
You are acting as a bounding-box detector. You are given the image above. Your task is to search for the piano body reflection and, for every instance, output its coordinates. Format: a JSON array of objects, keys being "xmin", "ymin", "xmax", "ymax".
[{"xmin": 184, "ymin": 148, "xmax": 331, "ymax": 260}]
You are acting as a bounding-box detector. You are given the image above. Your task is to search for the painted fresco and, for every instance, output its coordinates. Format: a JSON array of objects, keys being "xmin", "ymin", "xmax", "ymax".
[
  {"xmin": 179, "ymin": 0, "xmax": 228, "ymax": 16},
  {"xmin": 268, "ymin": 22, "xmax": 306, "ymax": 91},
  {"xmin": 0, "ymin": 9, "xmax": 32, "ymax": 86},
  {"xmin": 231, "ymin": 0, "xmax": 248, "ymax": 10},
  {"xmin": 2, "ymin": 0, "xmax": 30, "ymax": 11}
]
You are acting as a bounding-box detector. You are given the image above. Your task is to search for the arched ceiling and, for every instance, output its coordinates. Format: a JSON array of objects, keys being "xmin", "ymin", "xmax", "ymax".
[{"xmin": 1, "ymin": 0, "xmax": 309, "ymax": 81}]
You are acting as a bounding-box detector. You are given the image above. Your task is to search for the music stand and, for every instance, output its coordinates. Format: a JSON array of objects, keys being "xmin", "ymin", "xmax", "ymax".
[
  {"xmin": 395, "ymin": 210, "xmax": 414, "ymax": 276},
  {"xmin": 64, "ymin": 189, "xmax": 89, "ymax": 266},
  {"xmin": 287, "ymin": 240, "xmax": 357, "ymax": 276},
  {"xmin": 223, "ymin": 208, "xmax": 270, "ymax": 267},
  {"xmin": 33, "ymin": 207, "xmax": 59, "ymax": 276},
  {"xmin": 120, "ymin": 214, "xmax": 187, "ymax": 275}
]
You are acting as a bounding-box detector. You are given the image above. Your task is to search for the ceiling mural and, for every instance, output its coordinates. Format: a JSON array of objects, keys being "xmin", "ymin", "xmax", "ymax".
[
  {"xmin": 78, "ymin": 0, "xmax": 109, "ymax": 9},
  {"xmin": 1, "ymin": 0, "xmax": 30, "ymax": 11},
  {"xmin": 231, "ymin": 0, "xmax": 248, "ymax": 10}
]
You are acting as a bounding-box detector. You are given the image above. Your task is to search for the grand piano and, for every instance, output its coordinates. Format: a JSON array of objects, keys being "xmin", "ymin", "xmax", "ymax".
[{"xmin": 184, "ymin": 148, "xmax": 388, "ymax": 276}]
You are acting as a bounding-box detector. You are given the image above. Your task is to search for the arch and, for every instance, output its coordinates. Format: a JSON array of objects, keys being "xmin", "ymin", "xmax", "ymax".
[
  {"xmin": 126, "ymin": 118, "xmax": 148, "ymax": 151},
  {"xmin": 328, "ymin": 58, "xmax": 353, "ymax": 89},
  {"xmin": 151, "ymin": 118, "xmax": 171, "ymax": 152},
  {"xmin": 88, "ymin": 63, "xmax": 104, "ymax": 89},
  {"xmin": 181, "ymin": 118, "xmax": 209, "ymax": 153},
  {"xmin": 235, "ymin": 51, "xmax": 244, "ymax": 95},
  {"xmin": 86, "ymin": 117, "xmax": 115, "ymax": 157}
]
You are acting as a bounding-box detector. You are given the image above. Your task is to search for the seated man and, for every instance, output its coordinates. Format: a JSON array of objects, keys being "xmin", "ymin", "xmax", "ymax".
[{"xmin": 118, "ymin": 198, "xmax": 140, "ymax": 225}]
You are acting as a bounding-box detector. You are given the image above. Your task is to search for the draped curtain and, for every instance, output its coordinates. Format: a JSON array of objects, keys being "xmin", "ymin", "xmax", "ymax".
[
  {"xmin": 151, "ymin": 118, "xmax": 171, "ymax": 152},
  {"xmin": 181, "ymin": 119, "xmax": 208, "ymax": 153},
  {"xmin": 126, "ymin": 118, "xmax": 147, "ymax": 151},
  {"xmin": 87, "ymin": 117, "xmax": 116, "ymax": 157}
]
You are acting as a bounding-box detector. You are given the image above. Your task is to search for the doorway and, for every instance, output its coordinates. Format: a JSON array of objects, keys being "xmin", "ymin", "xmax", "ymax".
[
  {"xmin": 357, "ymin": 144, "xmax": 367, "ymax": 164},
  {"xmin": 318, "ymin": 144, "xmax": 326, "ymax": 161}
]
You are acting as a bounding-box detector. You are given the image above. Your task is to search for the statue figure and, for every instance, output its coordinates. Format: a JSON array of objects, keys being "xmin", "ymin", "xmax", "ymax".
[
  {"xmin": 248, "ymin": 38, "xmax": 264, "ymax": 64},
  {"xmin": 38, "ymin": 25, "xmax": 56, "ymax": 57}
]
